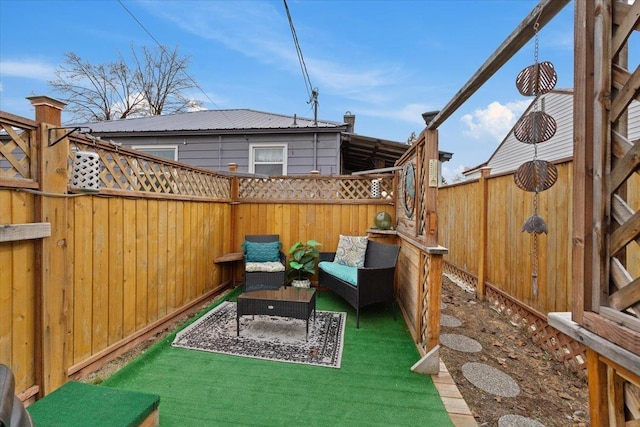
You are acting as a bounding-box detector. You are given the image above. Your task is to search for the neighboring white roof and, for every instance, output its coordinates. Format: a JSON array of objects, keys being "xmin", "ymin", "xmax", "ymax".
[
  {"xmin": 77, "ymin": 109, "xmax": 345, "ymax": 133},
  {"xmin": 482, "ymin": 90, "xmax": 574, "ymax": 178},
  {"xmin": 465, "ymin": 89, "xmax": 640, "ymax": 180}
]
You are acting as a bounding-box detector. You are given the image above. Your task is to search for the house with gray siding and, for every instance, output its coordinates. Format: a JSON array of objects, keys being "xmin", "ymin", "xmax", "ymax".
[
  {"xmin": 78, "ymin": 109, "xmax": 418, "ymax": 176},
  {"xmin": 463, "ymin": 89, "xmax": 640, "ymax": 179}
]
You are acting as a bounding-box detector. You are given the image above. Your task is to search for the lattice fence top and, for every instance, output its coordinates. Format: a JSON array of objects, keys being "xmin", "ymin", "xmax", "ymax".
[
  {"xmin": 0, "ymin": 113, "xmax": 37, "ymax": 183},
  {"xmin": 69, "ymin": 137, "xmax": 232, "ymax": 199},
  {"xmin": 237, "ymin": 175, "xmax": 394, "ymax": 202}
]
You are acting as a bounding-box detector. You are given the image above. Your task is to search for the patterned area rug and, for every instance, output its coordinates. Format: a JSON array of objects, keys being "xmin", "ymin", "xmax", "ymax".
[{"xmin": 172, "ymin": 301, "xmax": 346, "ymax": 368}]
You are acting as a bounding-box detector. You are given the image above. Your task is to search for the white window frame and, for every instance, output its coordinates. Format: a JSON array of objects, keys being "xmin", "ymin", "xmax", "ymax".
[
  {"xmin": 132, "ymin": 145, "xmax": 179, "ymax": 161},
  {"xmin": 248, "ymin": 143, "xmax": 288, "ymax": 175}
]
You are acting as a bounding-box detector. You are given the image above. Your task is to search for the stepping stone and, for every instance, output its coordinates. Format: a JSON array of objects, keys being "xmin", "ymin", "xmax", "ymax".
[
  {"xmin": 440, "ymin": 314, "xmax": 462, "ymax": 327},
  {"xmin": 461, "ymin": 362, "xmax": 521, "ymax": 397},
  {"xmin": 440, "ymin": 333, "xmax": 482, "ymax": 353},
  {"xmin": 498, "ymin": 414, "xmax": 546, "ymax": 427}
]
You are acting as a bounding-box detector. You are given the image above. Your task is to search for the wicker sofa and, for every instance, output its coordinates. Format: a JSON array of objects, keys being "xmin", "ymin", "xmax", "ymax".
[{"xmin": 318, "ymin": 240, "xmax": 400, "ymax": 328}]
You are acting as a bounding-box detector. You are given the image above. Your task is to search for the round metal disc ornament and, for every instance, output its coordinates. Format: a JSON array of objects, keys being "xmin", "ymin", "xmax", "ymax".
[
  {"xmin": 513, "ymin": 111, "xmax": 557, "ymax": 144},
  {"xmin": 515, "ymin": 61, "xmax": 557, "ymax": 96},
  {"xmin": 514, "ymin": 160, "xmax": 558, "ymax": 192}
]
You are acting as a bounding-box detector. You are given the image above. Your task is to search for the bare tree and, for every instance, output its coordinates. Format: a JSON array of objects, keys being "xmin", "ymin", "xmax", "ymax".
[
  {"xmin": 49, "ymin": 45, "xmax": 201, "ymax": 122},
  {"xmin": 132, "ymin": 45, "xmax": 200, "ymax": 116}
]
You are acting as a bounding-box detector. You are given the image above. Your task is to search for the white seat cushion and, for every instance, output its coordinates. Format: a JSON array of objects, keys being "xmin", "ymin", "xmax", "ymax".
[{"xmin": 245, "ymin": 261, "xmax": 286, "ymax": 272}]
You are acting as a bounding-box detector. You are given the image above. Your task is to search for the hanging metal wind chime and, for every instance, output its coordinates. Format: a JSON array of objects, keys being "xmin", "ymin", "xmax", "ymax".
[{"xmin": 513, "ymin": 17, "xmax": 558, "ymax": 297}]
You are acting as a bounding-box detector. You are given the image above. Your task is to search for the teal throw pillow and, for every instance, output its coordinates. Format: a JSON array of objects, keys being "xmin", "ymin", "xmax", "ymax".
[{"xmin": 242, "ymin": 241, "xmax": 281, "ymax": 262}]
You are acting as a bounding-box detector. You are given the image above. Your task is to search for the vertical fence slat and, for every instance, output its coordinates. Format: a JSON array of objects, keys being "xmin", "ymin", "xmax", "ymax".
[
  {"xmin": 122, "ymin": 198, "xmax": 136, "ymax": 336},
  {"xmin": 108, "ymin": 197, "xmax": 124, "ymax": 345},
  {"xmin": 92, "ymin": 197, "xmax": 109, "ymax": 353},
  {"xmin": 135, "ymin": 199, "xmax": 148, "ymax": 329},
  {"xmin": 73, "ymin": 196, "xmax": 93, "ymax": 363},
  {"xmin": 147, "ymin": 200, "xmax": 159, "ymax": 322}
]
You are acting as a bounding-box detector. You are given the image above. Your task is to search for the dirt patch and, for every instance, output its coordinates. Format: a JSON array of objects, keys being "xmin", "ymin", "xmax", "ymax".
[
  {"xmin": 79, "ymin": 292, "xmax": 230, "ymax": 385},
  {"xmin": 439, "ymin": 276, "xmax": 589, "ymax": 427}
]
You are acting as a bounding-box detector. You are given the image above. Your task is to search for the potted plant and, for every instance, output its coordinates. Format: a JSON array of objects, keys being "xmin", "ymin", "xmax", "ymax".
[{"xmin": 287, "ymin": 240, "xmax": 321, "ymax": 288}]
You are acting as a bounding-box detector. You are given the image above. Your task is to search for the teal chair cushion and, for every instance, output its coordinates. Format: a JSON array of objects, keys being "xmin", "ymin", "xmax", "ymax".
[
  {"xmin": 319, "ymin": 261, "xmax": 357, "ymax": 286},
  {"xmin": 242, "ymin": 241, "xmax": 281, "ymax": 262}
]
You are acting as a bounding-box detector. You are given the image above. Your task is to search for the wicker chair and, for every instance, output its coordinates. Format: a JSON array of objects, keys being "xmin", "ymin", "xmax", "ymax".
[
  {"xmin": 318, "ymin": 240, "xmax": 400, "ymax": 328},
  {"xmin": 242, "ymin": 234, "xmax": 286, "ymax": 291}
]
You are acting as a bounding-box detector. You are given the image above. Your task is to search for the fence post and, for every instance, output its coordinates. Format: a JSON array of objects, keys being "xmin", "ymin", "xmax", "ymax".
[
  {"xmin": 423, "ymin": 130, "xmax": 439, "ymax": 246},
  {"xmin": 229, "ymin": 165, "xmax": 240, "ymax": 285},
  {"xmin": 29, "ymin": 96, "xmax": 70, "ymax": 396},
  {"xmin": 477, "ymin": 167, "xmax": 491, "ymax": 300}
]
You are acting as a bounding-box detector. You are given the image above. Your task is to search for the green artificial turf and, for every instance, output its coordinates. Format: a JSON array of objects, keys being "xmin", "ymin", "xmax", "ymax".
[
  {"xmin": 102, "ymin": 288, "xmax": 453, "ymax": 426},
  {"xmin": 27, "ymin": 381, "xmax": 159, "ymax": 427}
]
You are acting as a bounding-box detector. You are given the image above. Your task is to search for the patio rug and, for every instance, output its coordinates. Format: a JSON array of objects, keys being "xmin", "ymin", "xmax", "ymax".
[{"xmin": 172, "ymin": 301, "xmax": 346, "ymax": 368}]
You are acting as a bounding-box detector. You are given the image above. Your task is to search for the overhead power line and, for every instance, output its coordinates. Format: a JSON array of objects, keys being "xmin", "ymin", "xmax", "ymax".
[
  {"xmin": 116, "ymin": 0, "xmax": 238, "ymax": 127},
  {"xmin": 283, "ymin": 0, "xmax": 318, "ymax": 125}
]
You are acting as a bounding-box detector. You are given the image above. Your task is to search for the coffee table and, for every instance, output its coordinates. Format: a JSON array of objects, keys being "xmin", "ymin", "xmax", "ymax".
[{"xmin": 236, "ymin": 287, "xmax": 316, "ymax": 339}]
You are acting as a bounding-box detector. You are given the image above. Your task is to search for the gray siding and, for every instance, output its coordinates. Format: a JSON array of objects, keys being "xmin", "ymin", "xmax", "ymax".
[{"xmin": 110, "ymin": 131, "xmax": 342, "ymax": 176}]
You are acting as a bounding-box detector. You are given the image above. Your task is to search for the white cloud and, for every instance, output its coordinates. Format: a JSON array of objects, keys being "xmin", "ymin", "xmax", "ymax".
[
  {"xmin": 441, "ymin": 163, "xmax": 469, "ymax": 184},
  {"xmin": 0, "ymin": 59, "xmax": 55, "ymax": 80},
  {"xmin": 461, "ymin": 100, "xmax": 530, "ymax": 142}
]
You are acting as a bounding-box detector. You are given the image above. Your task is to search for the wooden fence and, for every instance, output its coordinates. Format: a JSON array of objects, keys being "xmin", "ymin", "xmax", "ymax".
[
  {"xmin": 0, "ymin": 105, "xmax": 403, "ymax": 401},
  {"xmin": 438, "ymin": 161, "xmax": 586, "ymax": 370}
]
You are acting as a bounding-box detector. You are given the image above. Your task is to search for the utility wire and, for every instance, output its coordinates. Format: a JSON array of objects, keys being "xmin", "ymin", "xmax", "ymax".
[
  {"xmin": 116, "ymin": 0, "xmax": 238, "ymax": 127},
  {"xmin": 283, "ymin": 0, "xmax": 318, "ymax": 124}
]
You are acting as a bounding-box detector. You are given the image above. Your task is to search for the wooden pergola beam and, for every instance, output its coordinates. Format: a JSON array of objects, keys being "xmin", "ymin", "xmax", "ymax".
[{"xmin": 427, "ymin": 0, "xmax": 570, "ymax": 130}]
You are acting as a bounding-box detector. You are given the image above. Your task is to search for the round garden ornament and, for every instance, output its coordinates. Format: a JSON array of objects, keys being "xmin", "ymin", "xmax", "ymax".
[{"xmin": 374, "ymin": 211, "xmax": 392, "ymax": 230}]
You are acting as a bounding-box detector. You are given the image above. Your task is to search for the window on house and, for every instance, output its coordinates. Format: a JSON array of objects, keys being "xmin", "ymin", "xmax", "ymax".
[
  {"xmin": 132, "ymin": 145, "xmax": 178, "ymax": 161},
  {"xmin": 131, "ymin": 145, "xmax": 179, "ymax": 193},
  {"xmin": 249, "ymin": 144, "xmax": 287, "ymax": 175}
]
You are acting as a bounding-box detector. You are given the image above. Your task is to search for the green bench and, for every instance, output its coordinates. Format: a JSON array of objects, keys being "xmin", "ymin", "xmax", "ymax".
[{"xmin": 27, "ymin": 381, "xmax": 159, "ymax": 427}]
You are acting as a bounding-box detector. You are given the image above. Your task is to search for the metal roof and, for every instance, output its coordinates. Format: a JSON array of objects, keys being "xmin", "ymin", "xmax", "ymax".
[{"xmin": 78, "ymin": 109, "xmax": 345, "ymax": 133}]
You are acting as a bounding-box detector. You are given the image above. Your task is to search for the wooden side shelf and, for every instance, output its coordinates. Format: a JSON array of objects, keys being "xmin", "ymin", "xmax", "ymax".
[
  {"xmin": 214, "ymin": 252, "xmax": 243, "ymax": 263},
  {"xmin": 214, "ymin": 252, "xmax": 244, "ymax": 287},
  {"xmin": 366, "ymin": 228, "xmax": 398, "ymax": 235}
]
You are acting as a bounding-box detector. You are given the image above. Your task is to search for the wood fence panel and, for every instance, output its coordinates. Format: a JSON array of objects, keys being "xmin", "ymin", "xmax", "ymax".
[
  {"xmin": 73, "ymin": 197, "xmax": 93, "ymax": 363},
  {"xmin": 233, "ymin": 202, "xmax": 395, "ymax": 265},
  {"xmin": 122, "ymin": 198, "xmax": 137, "ymax": 337},
  {"xmin": 440, "ymin": 162, "xmax": 574, "ymax": 315},
  {"xmin": 167, "ymin": 202, "xmax": 177, "ymax": 313},
  {"xmin": 157, "ymin": 201, "xmax": 168, "ymax": 319},
  {"xmin": 438, "ymin": 181, "xmax": 480, "ymax": 276},
  {"xmin": 135, "ymin": 199, "xmax": 148, "ymax": 330},
  {"xmin": 0, "ymin": 193, "xmax": 14, "ymax": 367},
  {"xmin": 92, "ymin": 197, "xmax": 109, "ymax": 353},
  {"xmin": 108, "ymin": 197, "xmax": 124, "ymax": 345},
  {"xmin": 0, "ymin": 191, "xmax": 37, "ymax": 392},
  {"xmin": 396, "ymin": 241, "xmax": 420, "ymax": 338},
  {"xmin": 146, "ymin": 200, "xmax": 159, "ymax": 323}
]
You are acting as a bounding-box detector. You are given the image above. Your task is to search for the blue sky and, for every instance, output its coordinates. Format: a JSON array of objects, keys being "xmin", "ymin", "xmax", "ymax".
[{"xmin": 0, "ymin": 0, "xmax": 574, "ymax": 180}]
